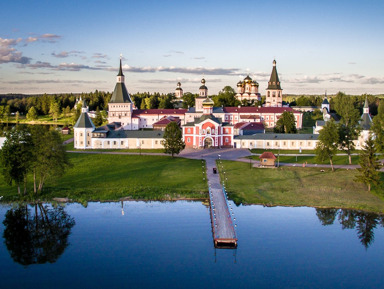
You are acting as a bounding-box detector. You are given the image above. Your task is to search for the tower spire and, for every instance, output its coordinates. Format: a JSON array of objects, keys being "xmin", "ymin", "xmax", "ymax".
[{"xmin": 117, "ymin": 56, "xmax": 125, "ymax": 83}]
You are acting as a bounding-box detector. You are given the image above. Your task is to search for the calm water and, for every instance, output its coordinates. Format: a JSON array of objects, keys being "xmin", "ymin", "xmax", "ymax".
[{"xmin": 1, "ymin": 201, "xmax": 384, "ymax": 289}]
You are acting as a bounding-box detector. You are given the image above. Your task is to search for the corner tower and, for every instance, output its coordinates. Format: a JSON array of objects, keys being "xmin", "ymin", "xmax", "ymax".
[
  {"xmin": 108, "ymin": 58, "xmax": 134, "ymax": 129},
  {"xmin": 265, "ymin": 60, "xmax": 283, "ymax": 107},
  {"xmin": 74, "ymin": 100, "xmax": 95, "ymax": 149}
]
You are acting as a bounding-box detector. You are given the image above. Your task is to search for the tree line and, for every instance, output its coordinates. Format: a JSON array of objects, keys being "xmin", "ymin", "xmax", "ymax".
[{"xmin": 315, "ymin": 97, "xmax": 384, "ymax": 191}]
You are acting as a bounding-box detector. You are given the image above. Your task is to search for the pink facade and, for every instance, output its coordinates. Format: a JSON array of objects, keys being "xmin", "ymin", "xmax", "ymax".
[{"xmin": 183, "ymin": 120, "xmax": 233, "ymax": 149}]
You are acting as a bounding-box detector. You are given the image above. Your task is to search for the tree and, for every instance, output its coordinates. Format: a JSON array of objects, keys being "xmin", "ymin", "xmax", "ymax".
[
  {"xmin": 274, "ymin": 111, "xmax": 297, "ymax": 133},
  {"xmin": 163, "ymin": 121, "xmax": 185, "ymax": 157},
  {"xmin": 72, "ymin": 103, "xmax": 82, "ymax": 125},
  {"xmin": 32, "ymin": 129, "xmax": 71, "ymax": 194},
  {"xmin": 371, "ymin": 99, "xmax": 384, "ymax": 152},
  {"xmin": 26, "ymin": 106, "xmax": 38, "ymax": 121},
  {"xmin": 93, "ymin": 107, "xmax": 103, "ymax": 127},
  {"xmin": 182, "ymin": 92, "xmax": 197, "ymax": 109},
  {"xmin": 354, "ymin": 135, "xmax": 380, "ymax": 191},
  {"xmin": 49, "ymin": 100, "xmax": 61, "ymax": 122},
  {"xmin": 0, "ymin": 126, "xmax": 33, "ymax": 194},
  {"xmin": 158, "ymin": 94, "xmax": 174, "ymax": 109},
  {"xmin": 212, "ymin": 86, "xmax": 239, "ymax": 107},
  {"xmin": 315, "ymin": 120, "xmax": 339, "ymax": 171}
]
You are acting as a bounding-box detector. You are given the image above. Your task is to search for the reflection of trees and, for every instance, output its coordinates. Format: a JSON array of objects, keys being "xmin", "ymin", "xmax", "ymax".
[
  {"xmin": 316, "ymin": 208, "xmax": 383, "ymax": 249},
  {"xmin": 316, "ymin": 208, "xmax": 338, "ymax": 225},
  {"xmin": 2, "ymin": 203, "xmax": 75, "ymax": 266}
]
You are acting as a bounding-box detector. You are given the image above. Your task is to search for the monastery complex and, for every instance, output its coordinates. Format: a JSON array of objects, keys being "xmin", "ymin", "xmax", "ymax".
[{"xmin": 73, "ymin": 60, "xmax": 372, "ymax": 151}]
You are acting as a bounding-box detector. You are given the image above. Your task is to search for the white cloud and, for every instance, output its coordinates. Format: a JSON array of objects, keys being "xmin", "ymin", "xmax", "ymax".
[{"xmin": 0, "ymin": 37, "xmax": 31, "ymax": 64}]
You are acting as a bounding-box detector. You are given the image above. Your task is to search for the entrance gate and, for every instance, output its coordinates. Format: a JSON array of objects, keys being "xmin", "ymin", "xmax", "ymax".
[{"xmin": 204, "ymin": 138, "xmax": 213, "ymax": 148}]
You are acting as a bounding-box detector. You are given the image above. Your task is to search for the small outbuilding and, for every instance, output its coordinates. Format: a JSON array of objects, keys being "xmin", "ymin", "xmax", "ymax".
[
  {"xmin": 259, "ymin": 152, "xmax": 277, "ymax": 167},
  {"xmin": 61, "ymin": 126, "xmax": 71, "ymax": 135}
]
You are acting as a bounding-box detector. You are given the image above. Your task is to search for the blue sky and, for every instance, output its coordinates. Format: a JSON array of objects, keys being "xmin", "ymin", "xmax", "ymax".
[{"xmin": 0, "ymin": 0, "xmax": 383, "ymax": 95}]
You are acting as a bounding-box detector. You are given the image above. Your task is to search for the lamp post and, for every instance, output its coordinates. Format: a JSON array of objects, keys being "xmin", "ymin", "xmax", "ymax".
[{"xmin": 249, "ymin": 144, "xmax": 252, "ymax": 169}]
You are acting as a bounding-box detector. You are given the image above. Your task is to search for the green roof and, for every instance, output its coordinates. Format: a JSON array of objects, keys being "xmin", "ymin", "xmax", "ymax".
[
  {"xmin": 267, "ymin": 60, "xmax": 282, "ymax": 90},
  {"xmin": 118, "ymin": 59, "xmax": 124, "ymax": 77},
  {"xmin": 74, "ymin": 112, "xmax": 95, "ymax": 129},
  {"xmin": 194, "ymin": 114, "xmax": 222, "ymax": 124},
  {"xmin": 109, "ymin": 82, "xmax": 132, "ymax": 103},
  {"xmin": 360, "ymin": 114, "xmax": 372, "ymax": 130},
  {"xmin": 106, "ymin": 130, "xmax": 164, "ymax": 139}
]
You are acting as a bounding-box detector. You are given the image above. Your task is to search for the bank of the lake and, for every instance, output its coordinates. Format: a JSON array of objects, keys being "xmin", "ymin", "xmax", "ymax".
[
  {"xmin": 220, "ymin": 160, "xmax": 384, "ymax": 213},
  {"xmin": 0, "ymin": 154, "xmax": 208, "ymax": 203}
]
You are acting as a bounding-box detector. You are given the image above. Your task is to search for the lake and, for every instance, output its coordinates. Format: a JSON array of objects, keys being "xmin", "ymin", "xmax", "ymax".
[{"xmin": 1, "ymin": 201, "xmax": 383, "ymax": 289}]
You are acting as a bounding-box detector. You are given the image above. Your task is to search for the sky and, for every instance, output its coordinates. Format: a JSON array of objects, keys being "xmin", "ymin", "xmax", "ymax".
[{"xmin": 0, "ymin": 0, "xmax": 383, "ymax": 96}]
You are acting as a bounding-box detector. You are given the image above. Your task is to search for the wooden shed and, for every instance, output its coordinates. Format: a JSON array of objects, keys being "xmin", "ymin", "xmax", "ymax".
[{"xmin": 259, "ymin": 152, "xmax": 277, "ymax": 167}]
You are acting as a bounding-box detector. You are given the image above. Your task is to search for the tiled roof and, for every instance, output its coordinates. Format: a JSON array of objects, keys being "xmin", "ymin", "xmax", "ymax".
[
  {"xmin": 241, "ymin": 122, "xmax": 265, "ymax": 131},
  {"xmin": 259, "ymin": 152, "xmax": 276, "ymax": 159},
  {"xmin": 223, "ymin": 107, "xmax": 294, "ymax": 114},
  {"xmin": 133, "ymin": 109, "xmax": 187, "ymax": 116},
  {"xmin": 235, "ymin": 134, "xmax": 318, "ymax": 140},
  {"xmin": 105, "ymin": 130, "xmax": 164, "ymax": 139},
  {"xmin": 109, "ymin": 82, "xmax": 132, "ymax": 103},
  {"xmin": 74, "ymin": 112, "xmax": 95, "ymax": 129}
]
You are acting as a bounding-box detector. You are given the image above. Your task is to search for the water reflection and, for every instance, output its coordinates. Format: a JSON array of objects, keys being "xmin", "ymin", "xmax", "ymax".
[
  {"xmin": 316, "ymin": 208, "xmax": 384, "ymax": 248},
  {"xmin": 2, "ymin": 203, "xmax": 75, "ymax": 266}
]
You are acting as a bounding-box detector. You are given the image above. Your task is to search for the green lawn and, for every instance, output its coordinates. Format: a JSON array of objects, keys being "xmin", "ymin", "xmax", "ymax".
[
  {"xmin": 0, "ymin": 154, "xmax": 208, "ymax": 203},
  {"xmin": 219, "ymin": 160, "xmax": 384, "ymax": 213},
  {"xmin": 249, "ymin": 154, "xmax": 360, "ymax": 165}
]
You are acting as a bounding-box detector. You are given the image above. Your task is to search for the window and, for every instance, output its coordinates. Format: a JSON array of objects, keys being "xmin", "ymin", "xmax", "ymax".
[
  {"xmin": 212, "ymin": 129, "xmax": 215, "ymax": 134},
  {"xmin": 114, "ymin": 141, "xmax": 116, "ymax": 145},
  {"xmin": 80, "ymin": 133, "xmax": 83, "ymax": 137},
  {"xmin": 155, "ymin": 141, "xmax": 158, "ymax": 145},
  {"xmin": 187, "ymin": 128, "xmax": 191, "ymax": 133},
  {"xmin": 187, "ymin": 137, "xmax": 191, "ymax": 142},
  {"xmin": 107, "ymin": 141, "xmax": 110, "ymax": 145},
  {"xmin": 275, "ymin": 142, "xmax": 278, "ymax": 146},
  {"xmin": 267, "ymin": 142, "xmax": 270, "ymax": 146},
  {"xmin": 264, "ymin": 159, "xmax": 267, "ymax": 163},
  {"xmin": 225, "ymin": 137, "xmax": 229, "ymax": 143},
  {"xmin": 142, "ymin": 140, "xmax": 144, "ymax": 144},
  {"xmin": 121, "ymin": 141, "xmax": 124, "ymax": 145}
]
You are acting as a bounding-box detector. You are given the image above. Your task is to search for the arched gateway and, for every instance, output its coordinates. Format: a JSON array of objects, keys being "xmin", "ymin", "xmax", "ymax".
[{"xmin": 204, "ymin": 137, "xmax": 213, "ymax": 148}]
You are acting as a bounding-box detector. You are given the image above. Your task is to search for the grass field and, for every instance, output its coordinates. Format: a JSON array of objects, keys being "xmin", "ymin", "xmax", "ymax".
[
  {"xmin": 249, "ymin": 154, "xmax": 361, "ymax": 165},
  {"xmin": 219, "ymin": 160, "xmax": 384, "ymax": 213},
  {"xmin": 0, "ymin": 154, "xmax": 208, "ymax": 203}
]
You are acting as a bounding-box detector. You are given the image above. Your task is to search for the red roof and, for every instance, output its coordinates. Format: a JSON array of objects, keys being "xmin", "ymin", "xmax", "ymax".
[
  {"xmin": 133, "ymin": 109, "xmax": 187, "ymax": 116},
  {"xmin": 240, "ymin": 114, "xmax": 261, "ymax": 119},
  {"xmin": 259, "ymin": 152, "xmax": 276, "ymax": 159},
  {"xmin": 242, "ymin": 122, "xmax": 264, "ymax": 130},
  {"xmin": 153, "ymin": 116, "xmax": 180, "ymax": 126},
  {"xmin": 234, "ymin": 122, "xmax": 247, "ymax": 129},
  {"xmin": 223, "ymin": 107, "xmax": 294, "ymax": 114}
]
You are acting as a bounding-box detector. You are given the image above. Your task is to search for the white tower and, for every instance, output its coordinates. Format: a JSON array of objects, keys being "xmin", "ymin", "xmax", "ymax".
[{"xmin": 74, "ymin": 100, "xmax": 95, "ymax": 149}]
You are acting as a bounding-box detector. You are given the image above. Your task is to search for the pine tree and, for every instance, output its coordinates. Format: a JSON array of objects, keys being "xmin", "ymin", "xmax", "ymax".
[
  {"xmin": 26, "ymin": 106, "xmax": 38, "ymax": 121},
  {"xmin": 163, "ymin": 121, "xmax": 185, "ymax": 157},
  {"xmin": 93, "ymin": 107, "xmax": 103, "ymax": 127},
  {"xmin": 354, "ymin": 135, "xmax": 380, "ymax": 191},
  {"xmin": 371, "ymin": 100, "xmax": 384, "ymax": 152}
]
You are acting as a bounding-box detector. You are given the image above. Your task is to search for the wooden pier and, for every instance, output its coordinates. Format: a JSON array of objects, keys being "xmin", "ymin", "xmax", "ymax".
[{"xmin": 206, "ymin": 158, "xmax": 237, "ymax": 248}]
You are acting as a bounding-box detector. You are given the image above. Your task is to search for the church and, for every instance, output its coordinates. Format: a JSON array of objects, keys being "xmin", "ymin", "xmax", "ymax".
[{"xmin": 74, "ymin": 59, "xmax": 306, "ymax": 150}]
